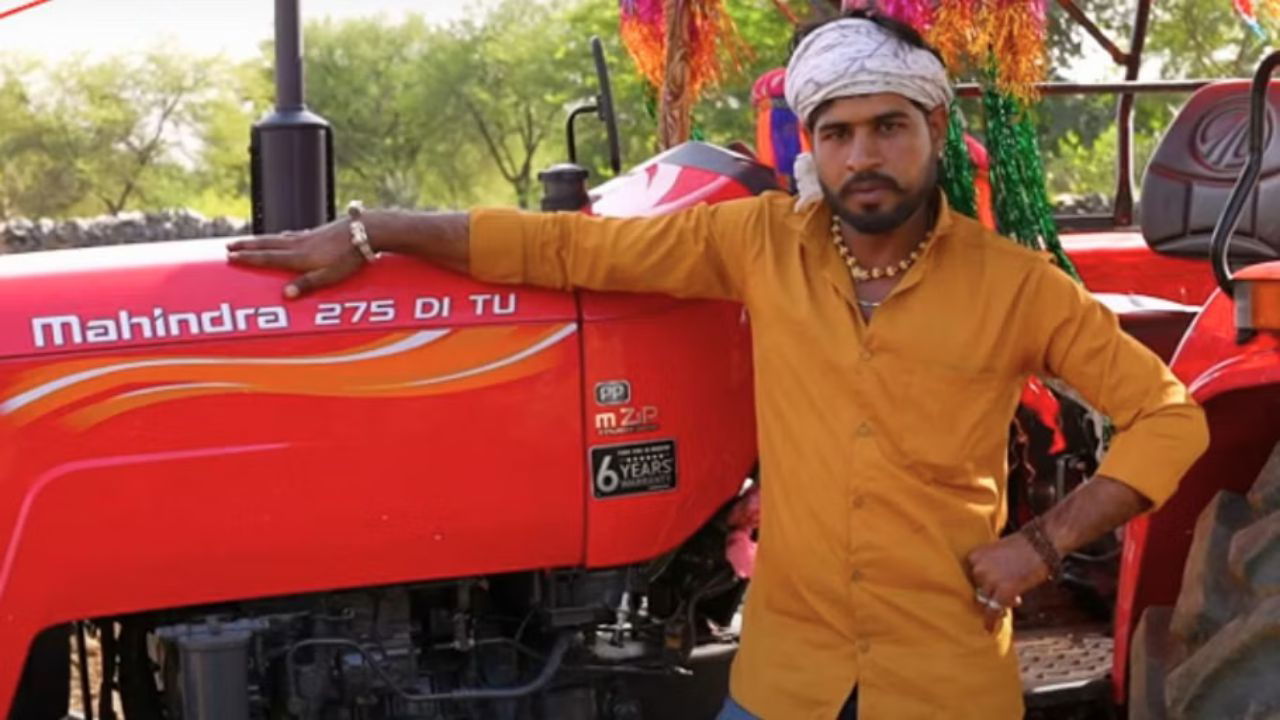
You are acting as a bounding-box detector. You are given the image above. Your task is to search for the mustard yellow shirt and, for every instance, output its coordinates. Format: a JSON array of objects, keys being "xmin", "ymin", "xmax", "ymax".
[{"xmin": 469, "ymin": 191, "xmax": 1209, "ymax": 719}]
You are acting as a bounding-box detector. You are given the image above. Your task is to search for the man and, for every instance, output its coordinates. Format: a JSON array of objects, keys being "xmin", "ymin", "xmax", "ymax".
[{"xmin": 228, "ymin": 12, "xmax": 1209, "ymax": 719}]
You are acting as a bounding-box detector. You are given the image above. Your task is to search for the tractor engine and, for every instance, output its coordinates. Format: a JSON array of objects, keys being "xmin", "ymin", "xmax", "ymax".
[
  {"xmin": 1007, "ymin": 381, "xmax": 1118, "ymax": 626},
  {"xmin": 110, "ymin": 512, "xmax": 744, "ymax": 720}
]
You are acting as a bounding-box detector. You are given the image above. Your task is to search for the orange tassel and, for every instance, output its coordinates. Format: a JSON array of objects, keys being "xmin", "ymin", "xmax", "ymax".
[
  {"xmin": 928, "ymin": 0, "xmax": 1046, "ymax": 105},
  {"xmin": 927, "ymin": 0, "xmax": 986, "ymax": 71},
  {"xmin": 988, "ymin": 0, "xmax": 1046, "ymax": 103},
  {"xmin": 620, "ymin": 0, "xmax": 749, "ymax": 99}
]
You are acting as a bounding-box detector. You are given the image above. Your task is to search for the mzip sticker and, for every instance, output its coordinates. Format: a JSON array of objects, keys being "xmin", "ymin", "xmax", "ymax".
[{"xmin": 590, "ymin": 440, "xmax": 677, "ymax": 499}]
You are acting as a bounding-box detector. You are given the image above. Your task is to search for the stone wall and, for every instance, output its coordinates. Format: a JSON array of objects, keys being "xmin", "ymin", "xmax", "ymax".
[
  {"xmin": 1053, "ymin": 193, "xmax": 1114, "ymax": 216},
  {"xmin": 0, "ymin": 210, "xmax": 250, "ymax": 254}
]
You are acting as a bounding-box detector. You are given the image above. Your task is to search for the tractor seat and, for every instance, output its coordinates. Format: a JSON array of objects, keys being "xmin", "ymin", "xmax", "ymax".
[{"xmin": 1141, "ymin": 80, "xmax": 1280, "ymax": 263}]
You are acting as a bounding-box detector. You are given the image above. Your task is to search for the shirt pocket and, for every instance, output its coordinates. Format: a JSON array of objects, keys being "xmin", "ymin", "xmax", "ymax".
[{"xmin": 878, "ymin": 357, "xmax": 1018, "ymax": 485}]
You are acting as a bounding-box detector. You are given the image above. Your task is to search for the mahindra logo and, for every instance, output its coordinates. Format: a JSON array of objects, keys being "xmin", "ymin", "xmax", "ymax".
[
  {"xmin": 0, "ymin": 0, "xmax": 54, "ymax": 21},
  {"xmin": 31, "ymin": 303, "xmax": 290, "ymax": 349},
  {"xmin": 1194, "ymin": 98, "xmax": 1273, "ymax": 174}
]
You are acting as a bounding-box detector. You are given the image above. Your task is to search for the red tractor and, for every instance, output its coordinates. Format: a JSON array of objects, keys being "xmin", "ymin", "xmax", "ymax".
[{"xmin": 2, "ymin": 5, "xmax": 1279, "ymax": 720}]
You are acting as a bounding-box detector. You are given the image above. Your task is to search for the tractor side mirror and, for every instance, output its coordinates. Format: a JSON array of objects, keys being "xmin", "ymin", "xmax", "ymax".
[{"xmin": 563, "ymin": 36, "xmax": 622, "ymax": 176}]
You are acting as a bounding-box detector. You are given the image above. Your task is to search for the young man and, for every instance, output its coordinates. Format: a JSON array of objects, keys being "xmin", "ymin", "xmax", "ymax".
[{"xmin": 228, "ymin": 14, "xmax": 1208, "ymax": 720}]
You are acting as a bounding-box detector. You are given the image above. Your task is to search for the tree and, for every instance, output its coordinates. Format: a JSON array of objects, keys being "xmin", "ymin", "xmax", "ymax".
[
  {"xmin": 0, "ymin": 51, "xmax": 236, "ymax": 218},
  {"xmin": 45, "ymin": 52, "xmax": 225, "ymax": 215},
  {"xmin": 1035, "ymin": 0, "xmax": 1264, "ymax": 199},
  {"xmin": 0, "ymin": 55, "xmax": 88, "ymax": 219},
  {"xmin": 430, "ymin": 2, "xmax": 585, "ymax": 209},
  {"xmin": 1149, "ymin": 0, "xmax": 1267, "ymax": 79},
  {"xmin": 190, "ymin": 60, "xmax": 272, "ymax": 218},
  {"xmin": 0, "ymin": 52, "xmax": 230, "ymax": 218},
  {"xmin": 296, "ymin": 16, "xmax": 477, "ymax": 209}
]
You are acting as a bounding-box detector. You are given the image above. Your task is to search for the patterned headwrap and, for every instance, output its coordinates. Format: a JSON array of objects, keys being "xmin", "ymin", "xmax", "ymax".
[{"xmin": 784, "ymin": 18, "xmax": 952, "ymax": 210}]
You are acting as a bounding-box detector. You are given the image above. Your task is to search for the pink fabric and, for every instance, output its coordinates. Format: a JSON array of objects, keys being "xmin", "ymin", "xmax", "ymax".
[
  {"xmin": 725, "ymin": 485, "xmax": 761, "ymax": 578},
  {"xmin": 751, "ymin": 67, "xmax": 787, "ymax": 106},
  {"xmin": 964, "ymin": 133, "xmax": 990, "ymax": 171}
]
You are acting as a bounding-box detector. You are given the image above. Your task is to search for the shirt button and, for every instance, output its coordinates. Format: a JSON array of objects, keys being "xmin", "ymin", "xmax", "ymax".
[
  {"xmin": 850, "ymin": 568, "xmax": 864, "ymax": 582},
  {"xmin": 857, "ymin": 638, "xmax": 871, "ymax": 653},
  {"xmin": 856, "ymin": 422, "xmax": 873, "ymax": 438},
  {"xmin": 860, "ymin": 350, "xmax": 873, "ymax": 362},
  {"xmin": 852, "ymin": 495, "xmax": 866, "ymax": 509}
]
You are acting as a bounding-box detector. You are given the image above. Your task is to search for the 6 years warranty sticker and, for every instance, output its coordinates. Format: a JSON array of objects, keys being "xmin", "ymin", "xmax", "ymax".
[{"xmin": 590, "ymin": 440, "xmax": 677, "ymax": 499}]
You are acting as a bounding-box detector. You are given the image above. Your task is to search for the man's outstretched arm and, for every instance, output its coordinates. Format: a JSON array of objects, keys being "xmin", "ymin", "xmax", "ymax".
[
  {"xmin": 228, "ymin": 211, "xmax": 470, "ymax": 298},
  {"xmin": 228, "ymin": 200, "xmax": 762, "ymax": 302}
]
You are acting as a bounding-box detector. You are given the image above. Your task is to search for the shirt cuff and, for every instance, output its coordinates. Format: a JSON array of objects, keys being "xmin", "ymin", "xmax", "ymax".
[
  {"xmin": 1096, "ymin": 434, "xmax": 1185, "ymax": 510},
  {"xmin": 469, "ymin": 208, "xmax": 530, "ymax": 285}
]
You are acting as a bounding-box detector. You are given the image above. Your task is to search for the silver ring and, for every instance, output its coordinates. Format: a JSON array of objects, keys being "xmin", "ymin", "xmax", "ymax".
[{"xmin": 974, "ymin": 590, "xmax": 1004, "ymax": 612}]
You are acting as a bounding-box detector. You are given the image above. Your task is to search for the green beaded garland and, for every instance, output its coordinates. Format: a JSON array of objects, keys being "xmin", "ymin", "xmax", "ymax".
[
  {"xmin": 941, "ymin": 101, "xmax": 978, "ymax": 219},
  {"xmin": 982, "ymin": 80, "xmax": 1081, "ymax": 282}
]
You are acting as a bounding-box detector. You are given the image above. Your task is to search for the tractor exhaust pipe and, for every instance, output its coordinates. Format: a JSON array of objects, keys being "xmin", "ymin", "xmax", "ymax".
[
  {"xmin": 250, "ymin": 0, "xmax": 336, "ymax": 234},
  {"xmin": 274, "ymin": 0, "xmax": 304, "ymax": 111}
]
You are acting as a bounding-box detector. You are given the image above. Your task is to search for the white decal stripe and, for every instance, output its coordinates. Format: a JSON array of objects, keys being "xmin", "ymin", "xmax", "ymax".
[
  {"xmin": 113, "ymin": 382, "xmax": 249, "ymax": 401},
  {"xmin": 0, "ymin": 330, "xmax": 450, "ymax": 415},
  {"xmin": 389, "ymin": 323, "xmax": 578, "ymax": 388}
]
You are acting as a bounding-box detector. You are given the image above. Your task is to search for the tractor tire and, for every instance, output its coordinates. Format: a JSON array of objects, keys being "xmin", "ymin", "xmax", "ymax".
[{"xmin": 1130, "ymin": 440, "xmax": 1280, "ymax": 720}]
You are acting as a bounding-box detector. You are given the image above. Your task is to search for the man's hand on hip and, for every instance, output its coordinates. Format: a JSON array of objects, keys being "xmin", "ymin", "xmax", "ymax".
[
  {"xmin": 965, "ymin": 534, "xmax": 1049, "ymax": 632},
  {"xmin": 965, "ymin": 475, "xmax": 1154, "ymax": 632}
]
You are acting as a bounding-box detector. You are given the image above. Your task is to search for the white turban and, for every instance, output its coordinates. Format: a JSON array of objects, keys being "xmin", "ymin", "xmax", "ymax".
[{"xmin": 784, "ymin": 18, "xmax": 952, "ymax": 210}]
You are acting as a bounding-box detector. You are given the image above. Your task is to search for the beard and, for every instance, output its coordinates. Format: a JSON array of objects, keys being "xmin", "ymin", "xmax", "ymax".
[{"xmin": 822, "ymin": 161, "xmax": 938, "ymax": 234}]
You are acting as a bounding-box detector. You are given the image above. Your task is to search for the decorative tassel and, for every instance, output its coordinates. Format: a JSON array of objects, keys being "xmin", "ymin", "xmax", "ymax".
[
  {"xmin": 620, "ymin": 0, "xmax": 668, "ymax": 90},
  {"xmin": 927, "ymin": 0, "xmax": 987, "ymax": 73},
  {"xmin": 988, "ymin": 0, "xmax": 1048, "ymax": 103},
  {"xmin": 941, "ymin": 101, "xmax": 977, "ymax": 219},
  {"xmin": 618, "ymin": 0, "xmax": 747, "ymax": 98},
  {"xmin": 871, "ymin": 0, "xmax": 936, "ymax": 30},
  {"xmin": 1234, "ymin": 0, "xmax": 1268, "ymax": 37},
  {"xmin": 982, "ymin": 83, "xmax": 1080, "ymax": 280},
  {"xmin": 926, "ymin": 0, "xmax": 1047, "ymax": 105}
]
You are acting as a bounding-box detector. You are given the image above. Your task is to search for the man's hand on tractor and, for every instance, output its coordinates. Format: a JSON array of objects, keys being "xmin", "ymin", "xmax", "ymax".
[
  {"xmin": 966, "ymin": 475, "xmax": 1152, "ymax": 632},
  {"xmin": 227, "ymin": 220, "xmax": 364, "ymax": 299},
  {"xmin": 226, "ymin": 208, "xmax": 472, "ymax": 299}
]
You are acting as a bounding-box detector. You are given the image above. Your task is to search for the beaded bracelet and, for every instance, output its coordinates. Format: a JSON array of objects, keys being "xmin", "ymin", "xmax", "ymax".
[{"xmin": 1020, "ymin": 516, "xmax": 1063, "ymax": 581}]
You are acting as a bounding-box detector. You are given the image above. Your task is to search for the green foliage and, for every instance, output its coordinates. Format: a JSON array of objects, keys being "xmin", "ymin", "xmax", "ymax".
[
  {"xmin": 1149, "ymin": 0, "xmax": 1269, "ymax": 79},
  {"xmin": 0, "ymin": 56, "xmax": 84, "ymax": 219},
  {"xmin": 293, "ymin": 15, "xmax": 490, "ymax": 209},
  {"xmin": 0, "ymin": 50, "xmax": 243, "ymax": 219},
  {"xmin": 2, "ymin": 0, "xmax": 1266, "ymax": 219},
  {"xmin": 1037, "ymin": 0, "xmax": 1270, "ymax": 200}
]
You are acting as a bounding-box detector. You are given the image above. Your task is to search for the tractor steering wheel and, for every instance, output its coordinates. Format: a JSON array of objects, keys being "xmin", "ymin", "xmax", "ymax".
[{"xmin": 591, "ymin": 36, "xmax": 622, "ymax": 175}]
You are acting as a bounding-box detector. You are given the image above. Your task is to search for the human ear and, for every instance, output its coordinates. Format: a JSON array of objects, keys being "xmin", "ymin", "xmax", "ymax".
[{"xmin": 927, "ymin": 104, "xmax": 949, "ymax": 157}]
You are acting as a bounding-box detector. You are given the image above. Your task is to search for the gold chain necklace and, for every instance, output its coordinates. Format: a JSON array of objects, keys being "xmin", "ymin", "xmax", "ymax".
[{"xmin": 830, "ymin": 216, "xmax": 930, "ymax": 282}]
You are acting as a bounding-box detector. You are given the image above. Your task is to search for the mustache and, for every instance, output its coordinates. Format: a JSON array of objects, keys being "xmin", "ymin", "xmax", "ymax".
[{"xmin": 839, "ymin": 172, "xmax": 903, "ymax": 195}]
